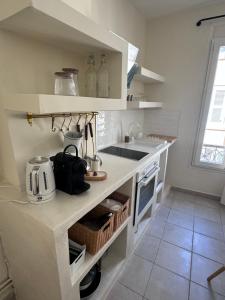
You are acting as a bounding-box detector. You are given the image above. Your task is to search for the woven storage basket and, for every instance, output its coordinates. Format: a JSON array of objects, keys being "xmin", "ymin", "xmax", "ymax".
[
  {"xmin": 101, "ymin": 192, "xmax": 130, "ymax": 232},
  {"xmin": 68, "ymin": 205, "xmax": 114, "ymax": 255}
]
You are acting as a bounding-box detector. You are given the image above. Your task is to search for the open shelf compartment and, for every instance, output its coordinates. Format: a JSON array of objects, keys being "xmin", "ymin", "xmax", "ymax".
[
  {"xmin": 68, "ymin": 177, "xmax": 134, "ymax": 300},
  {"xmin": 85, "ymin": 226, "xmax": 128, "ymax": 300},
  {"xmin": 70, "ymin": 216, "xmax": 129, "ymax": 286},
  {"xmin": 0, "ymin": 0, "xmax": 128, "ymax": 111}
]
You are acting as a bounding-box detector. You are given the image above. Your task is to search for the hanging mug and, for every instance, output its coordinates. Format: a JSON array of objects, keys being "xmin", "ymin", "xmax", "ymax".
[{"xmin": 64, "ymin": 131, "xmax": 83, "ymax": 153}]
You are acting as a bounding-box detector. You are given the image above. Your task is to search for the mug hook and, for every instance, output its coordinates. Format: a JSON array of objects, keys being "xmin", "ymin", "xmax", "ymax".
[
  {"xmin": 67, "ymin": 115, "xmax": 73, "ymax": 131},
  {"xmin": 60, "ymin": 115, "xmax": 66, "ymax": 132}
]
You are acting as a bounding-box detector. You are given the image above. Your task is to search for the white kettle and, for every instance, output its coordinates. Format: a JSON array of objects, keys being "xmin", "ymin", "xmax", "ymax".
[{"xmin": 26, "ymin": 156, "xmax": 56, "ymax": 202}]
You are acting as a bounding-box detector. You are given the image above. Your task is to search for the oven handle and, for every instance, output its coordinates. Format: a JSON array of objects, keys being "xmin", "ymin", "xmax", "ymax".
[{"xmin": 140, "ymin": 167, "xmax": 160, "ymax": 187}]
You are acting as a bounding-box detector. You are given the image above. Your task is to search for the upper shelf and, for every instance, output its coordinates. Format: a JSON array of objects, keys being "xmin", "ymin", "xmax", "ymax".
[
  {"xmin": 0, "ymin": 0, "xmax": 127, "ymax": 54},
  {"xmin": 134, "ymin": 67, "xmax": 165, "ymax": 84},
  {"xmin": 3, "ymin": 94, "xmax": 126, "ymax": 114},
  {"xmin": 127, "ymin": 101, "xmax": 162, "ymax": 110}
]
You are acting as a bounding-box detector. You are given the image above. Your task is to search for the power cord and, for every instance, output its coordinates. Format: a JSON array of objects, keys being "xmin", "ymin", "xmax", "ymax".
[{"xmin": 0, "ymin": 185, "xmax": 52, "ymax": 205}]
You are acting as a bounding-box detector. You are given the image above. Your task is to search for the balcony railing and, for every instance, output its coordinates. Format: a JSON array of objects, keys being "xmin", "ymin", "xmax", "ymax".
[{"xmin": 200, "ymin": 144, "xmax": 225, "ymax": 165}]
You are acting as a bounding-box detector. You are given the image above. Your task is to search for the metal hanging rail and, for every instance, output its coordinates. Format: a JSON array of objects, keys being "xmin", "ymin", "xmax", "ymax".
[
  {"xmin": 27, "ymin": 112, "xmax": 99, "ymax": 127},
  {"xmin": 196, "ymin": 14, "xmax": 225, "ymax": 27}
]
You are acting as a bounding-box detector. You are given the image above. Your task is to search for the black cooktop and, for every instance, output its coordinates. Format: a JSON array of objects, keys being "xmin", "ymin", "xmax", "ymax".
[{"xmin": 99, "ymin": 146, "xmax": 149, "ymax": 161}]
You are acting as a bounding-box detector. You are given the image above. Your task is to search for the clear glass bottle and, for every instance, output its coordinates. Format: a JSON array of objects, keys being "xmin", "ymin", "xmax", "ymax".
[
  {"xmin": 54, "ymin": 72, "xmax": 76, "ymax": 96},
  {"xmin": 85, "ymin": 55, "xmax": 97, "ymax": 97},
  {"xmin": 62, "ymin": 68, "xmax": 79, "ymax": 96},
  {"xmin": 97, "ymin": 54, "xmax": 109, "ymax": 98}
]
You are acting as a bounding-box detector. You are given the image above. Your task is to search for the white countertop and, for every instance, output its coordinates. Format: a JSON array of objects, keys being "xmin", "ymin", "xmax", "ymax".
[{"xmin": 0, "ymin": 142, "xmax": 172, "ymax": 233}]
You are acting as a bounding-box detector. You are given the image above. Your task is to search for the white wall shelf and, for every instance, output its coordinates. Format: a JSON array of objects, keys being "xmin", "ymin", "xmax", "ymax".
[
  {"xmin": 3, "ymin": 94, "xmax": 126, "ymax": 113},
  {"xmin": 0, "ymin": 0, "xmax": 126, "ymax": 54},
  {"xmin": 134, "ymin": 67, "xmax": 165, "ymax": 84},
  {"xmin": 127, "ymin": 101, "xmax": 162, "ymax": 110}
]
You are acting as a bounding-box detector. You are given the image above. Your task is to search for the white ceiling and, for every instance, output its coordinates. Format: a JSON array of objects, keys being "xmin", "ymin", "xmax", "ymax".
[{"xmin": 129, "ymin": 0, "xmax": 224, "ymax": 19}]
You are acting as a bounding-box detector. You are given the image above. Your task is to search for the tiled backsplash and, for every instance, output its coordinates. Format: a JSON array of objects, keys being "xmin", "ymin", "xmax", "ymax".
[
  {"xmin": 96, "ymin": 108, "xmax": 181, "ymax": 150},
  {"xmin": 96, "ymin": 110, "xmax": 144, "ymax": 149},
  {"xmin": 144, "ymin": 108, "xmax": 181, "ymax": 137}
]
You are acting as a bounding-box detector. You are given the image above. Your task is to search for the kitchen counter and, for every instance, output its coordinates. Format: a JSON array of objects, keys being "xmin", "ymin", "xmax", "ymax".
[
  {"xmin": 0, "ymin": 142, "xmax": 172, "ymax": 233},
  {"xmin": 0, "ymin": 141, "xmax": 174, "ymax": 300}
]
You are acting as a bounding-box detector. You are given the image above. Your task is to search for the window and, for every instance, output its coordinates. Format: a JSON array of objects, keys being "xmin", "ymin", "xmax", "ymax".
[{"xmin": 194, "ymin": 39, "xmax": 225, "ymax": 170}]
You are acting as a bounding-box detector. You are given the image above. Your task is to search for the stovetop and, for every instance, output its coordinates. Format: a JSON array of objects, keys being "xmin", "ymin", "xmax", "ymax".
[{"xmin": 99, "ymin": 146, "xmax": 149, "ymax": 161}]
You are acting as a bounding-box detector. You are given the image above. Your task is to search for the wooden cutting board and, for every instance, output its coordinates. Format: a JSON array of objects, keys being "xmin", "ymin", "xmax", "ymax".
[
  {"xmin": 85, "ymin": 171, "xmax": 107, "ymax": 181},
  {"xmin": 148, "ymin": 134, "xmax": 177, "ymax": 143}
]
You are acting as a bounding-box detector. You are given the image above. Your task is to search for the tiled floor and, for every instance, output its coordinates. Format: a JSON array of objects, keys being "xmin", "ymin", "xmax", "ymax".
[{"xmin": 106, "ymin": 190, "xmax": 225, "ymax": 300}]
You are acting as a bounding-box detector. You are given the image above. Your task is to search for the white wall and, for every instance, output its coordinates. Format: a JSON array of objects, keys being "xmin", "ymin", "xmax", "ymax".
[
  {"xmin": 63, "ymin": 0, "xmax": 147, "ymax": 65},
  {"xmin": 144, "ymin": 2, "xmax": 225, "ymax": 196}
]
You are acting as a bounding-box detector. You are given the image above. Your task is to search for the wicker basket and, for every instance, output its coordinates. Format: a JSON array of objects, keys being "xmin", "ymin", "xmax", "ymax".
[
  {"xmin": 101, "ymin": 192, "xmax": 130, "ymax": 232},
  {"xmin": 68, "ymin": 206, "xmax": 114, "ymax": 255}
]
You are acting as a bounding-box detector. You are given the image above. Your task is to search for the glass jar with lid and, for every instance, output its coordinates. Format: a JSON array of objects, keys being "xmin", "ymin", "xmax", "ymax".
[
  {"xmin": 54, "ymin": 72, "xmax": 76, "ymax": 96},
  {"xmin": 62, "ymin": 68, "xmax": 79, "ymax": 96}
]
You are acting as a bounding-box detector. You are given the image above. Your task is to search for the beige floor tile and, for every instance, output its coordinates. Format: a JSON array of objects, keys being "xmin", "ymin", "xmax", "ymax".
[
  {"xmin": 191, "ymin": 254, "xmax": 225, "ymax": 296},
  {"xmin": 167, "ymin": 209, "xmax": 194, "ymax": 230},
  {"xmin": 194, "ymin": 205, "xmax": 221, "ymax": 223},
  {"xmin": 106, "ymin": 282, "xmax": 142, "ymax": 300},
  {"xmin": 119, "ymin": 255, "xmax": 153, "ymax": 296},
  {"xmin": 189, "ymin": 282, "xmax": 225, "ymax": 300},
  {"xmin": 135, "ymin": 235, "xmax": 160, "ymax": 262},
  {"xmin": 155, "ymin": 205, "xmax": 170, "ymax": 220},
  {"xmin": 155, "ymin": 241, "xmax": 191, "ymax": 279},
  {"xmin": 161, "ymin": 192, "xmax": 174, "ymax": 208},
  {"xmin": 146, "ymin": 217, "xmax": 166, "ymax": 239},
  {"xmin": 162, "ymin": 223, "xmax": 193, "ymax": 250},
  {"xmin": 144, "ymin": 265, "xmax": 189, "ymax": 300},
  {"xmin": 172, "ymin": 199, "xmax": 195, "ymax": 215},
  {"xmin": 194, "ymin": 217, "xmax": 224, "ymax": 241},
  {"xmin": 193, "ymin": 233, "xmax": 225, "ymax": 264}
]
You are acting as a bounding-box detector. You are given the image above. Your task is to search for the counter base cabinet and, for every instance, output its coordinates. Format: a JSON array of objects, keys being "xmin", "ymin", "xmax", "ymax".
[
  {"xmin": 0, "ymin": 177, "xmax": 135, "ymax": 300},
  {"xmin": 0, "ymin": 204, "xmax": 70, "ymax": 300}
]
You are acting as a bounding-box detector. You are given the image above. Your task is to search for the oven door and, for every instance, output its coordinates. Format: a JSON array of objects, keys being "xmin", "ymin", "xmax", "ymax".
[{"xmin": 134, "ymin": 166, "xmax": 160, "ymax": 227}]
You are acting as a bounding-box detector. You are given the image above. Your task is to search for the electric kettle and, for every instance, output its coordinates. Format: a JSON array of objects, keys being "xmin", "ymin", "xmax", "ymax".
[{"xmin": 26, "ymin": 156, "xmax": 56, "ymax": 202}]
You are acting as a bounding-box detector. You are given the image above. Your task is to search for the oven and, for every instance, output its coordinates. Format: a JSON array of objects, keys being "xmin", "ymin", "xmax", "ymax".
[{"xmin": 134, "ymin": 159, "xmax": 160, "ymax": 227}]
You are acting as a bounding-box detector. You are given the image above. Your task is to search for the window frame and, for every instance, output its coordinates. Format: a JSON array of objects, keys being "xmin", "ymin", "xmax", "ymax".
[{"xmin": 193, "ymin": 38, "xmax": 225, "ymax": 171}]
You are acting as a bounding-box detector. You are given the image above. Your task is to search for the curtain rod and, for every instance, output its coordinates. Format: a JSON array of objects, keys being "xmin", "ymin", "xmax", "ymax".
[{"xmin": 196, "ymin": 14, "xmax": 225, "ymax": 26}]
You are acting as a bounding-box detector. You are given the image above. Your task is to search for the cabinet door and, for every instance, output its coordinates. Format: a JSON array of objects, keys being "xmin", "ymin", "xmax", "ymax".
[{"xmin": 0, "ymin": 237, "xmax": 8, "ymax": 285}]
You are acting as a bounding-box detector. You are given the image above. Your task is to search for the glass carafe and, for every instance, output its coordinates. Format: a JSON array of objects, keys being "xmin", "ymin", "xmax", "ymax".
[
  {"xmin": 85, "ymin": 55, "xmax": 97, "ymax": 97},
  {"xmin": 97, "ymin": 54, "xmax": 109, "ymax": 98}
]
